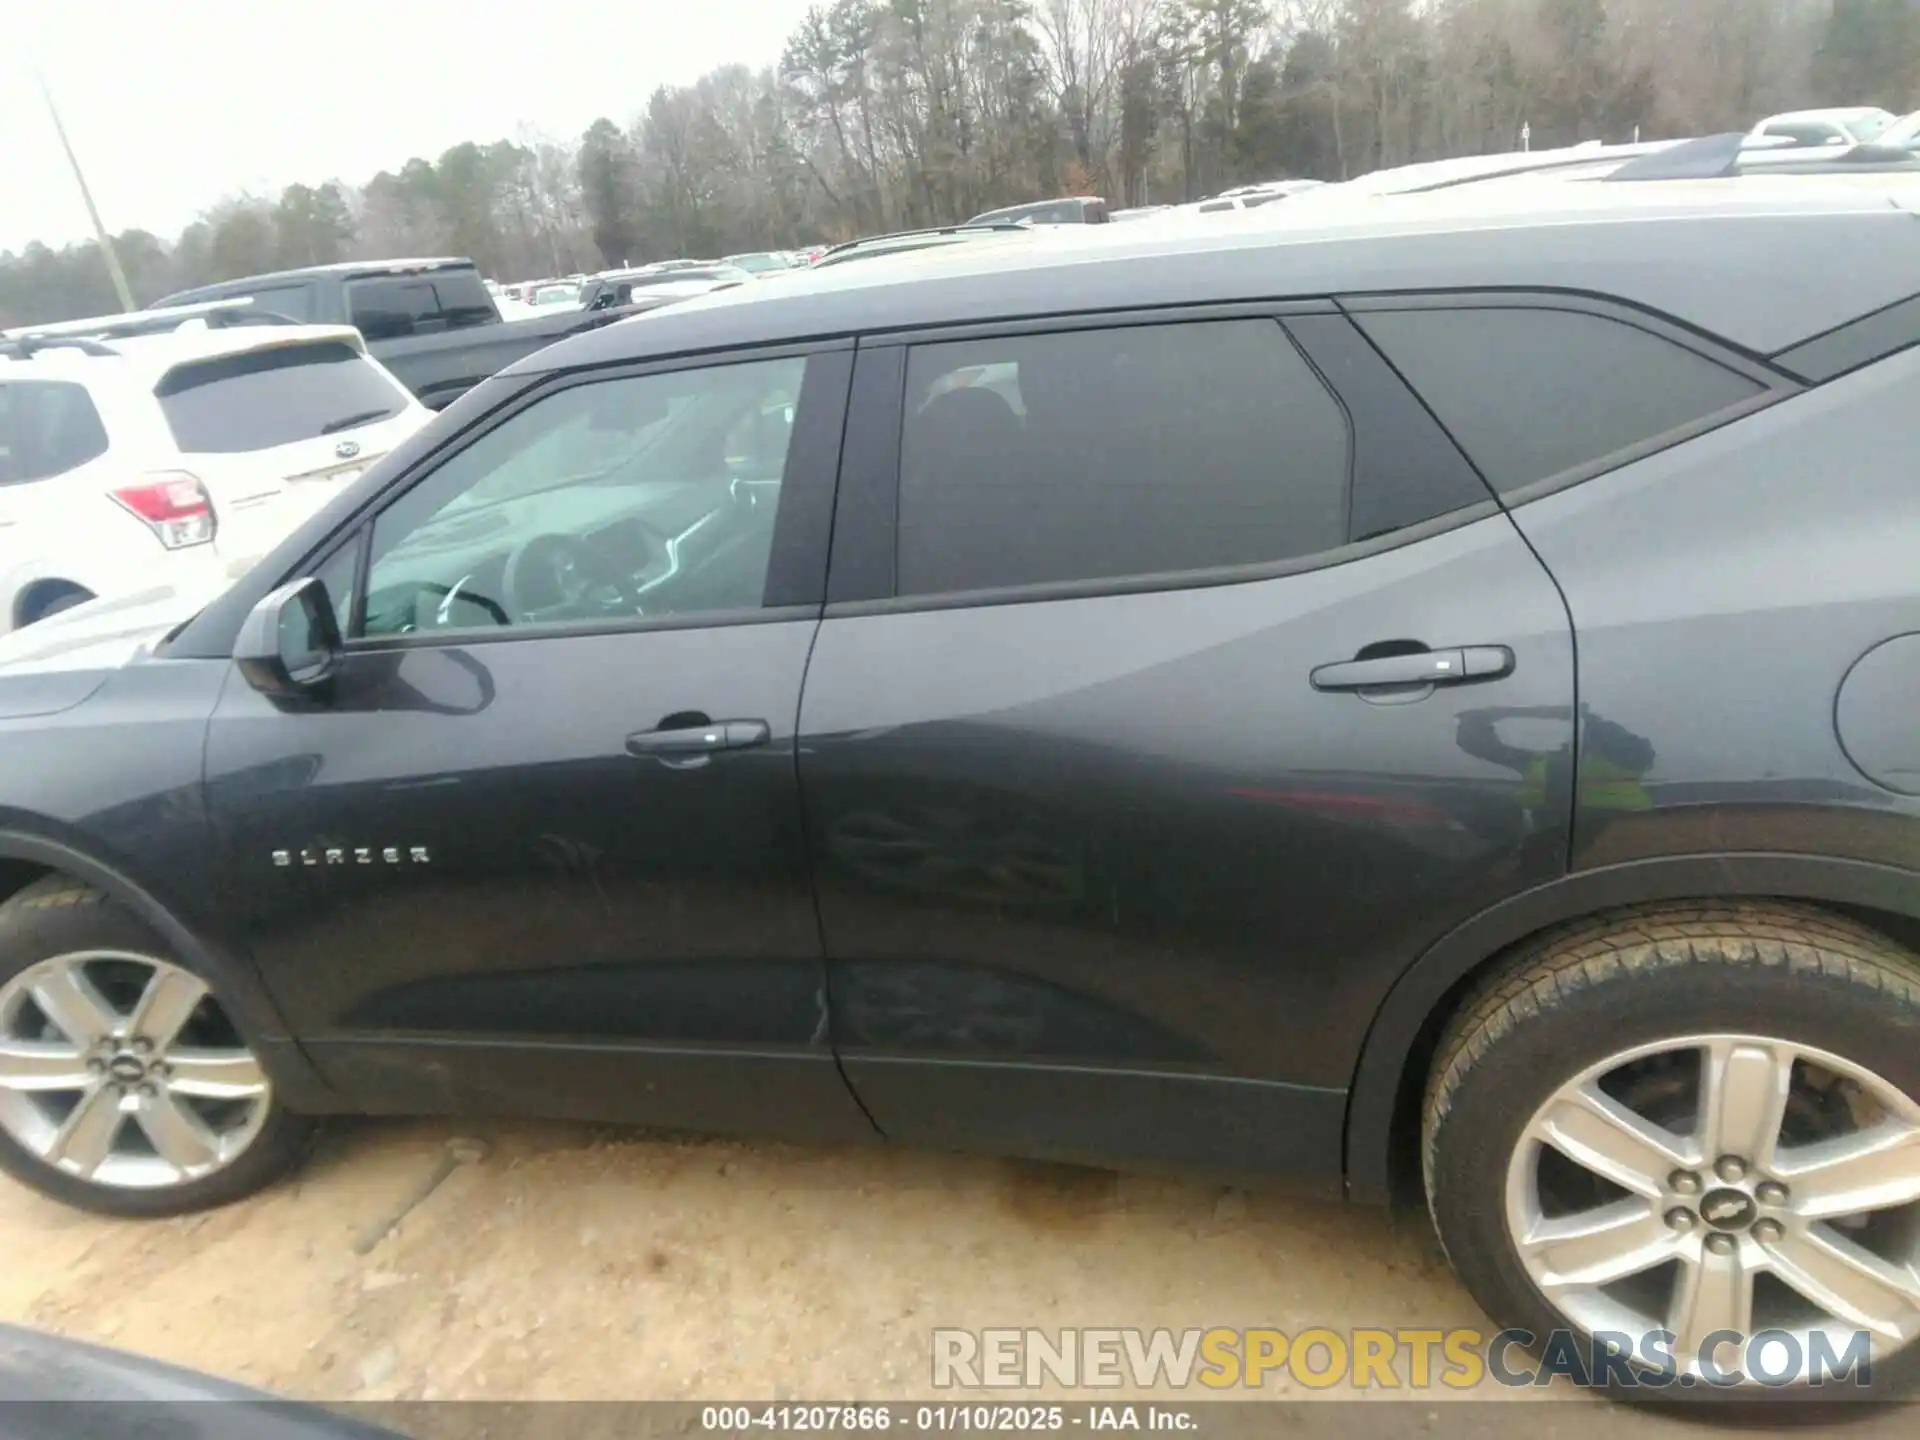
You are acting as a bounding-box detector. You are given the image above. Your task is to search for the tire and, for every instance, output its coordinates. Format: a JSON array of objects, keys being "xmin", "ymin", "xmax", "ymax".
[
  {"xmin": 0, "ymin": 876, "xmax": 313, "ymax": 1217},
  {"xmin": 1422, "ymin": 902, "xmax": 1920, "ymax": 1405},
  {"xmin": 17, "ymin": 584, "xmax": 93, "ymax": 629}
]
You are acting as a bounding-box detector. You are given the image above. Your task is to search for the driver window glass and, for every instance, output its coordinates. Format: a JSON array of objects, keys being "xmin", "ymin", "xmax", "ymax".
[{"xmin": 358, "ymin": 356, "xmax": 807, "ymax": 639}]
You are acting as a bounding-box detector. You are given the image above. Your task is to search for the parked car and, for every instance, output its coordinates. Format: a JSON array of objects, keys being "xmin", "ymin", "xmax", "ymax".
[
  {"xmin": 0, "ymin": 306, "xmax": 430, "ymax": 633},
  {"xmin": 7, "ymin": 183, "xmax": 1920, "ymax": 1399},
  {"xmin": 722, "ymin": 251, "xmax": 794, "ymax": 275},
  {"xmin": 1212, "ymin": 180, "xmax": 1327, "ymax": 201},
  {"xmin": 1748, "ymin": 106, "xmax": 1897, "ymax": 148},
  {"xmin": 1107, "ymin": 206, "xmax": 1173, "ymax": 223},
  {"xmin": 1879, "ymin": 110, "xmax": 1920, "ymax": 150},
  {"xmin": 152, "ymin": 258, "xmax": 649, "ymax": 412},
  {"xmin": 624, "ymin": 264, "xmax": 755, "ymax": 289},
  {"xmin": 965, "ymin": 196, "xmax": 1110, "ymax": 225},
  {"xmin": 810, "ymin": 224, "xmax": 1029, "ymax": 269},
  {"xmin": 572, "ymin": 278, "xmax": 709, "ymax": 316},
  {"xmin": 570, "ymin": 266, "xmax": 755, "ymax": 310},
  {"xmin": 527, "ymin": 281, "xmax": 582, "ymax": 310}
]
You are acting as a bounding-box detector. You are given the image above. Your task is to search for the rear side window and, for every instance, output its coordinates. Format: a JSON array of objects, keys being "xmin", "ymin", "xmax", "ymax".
[
  {"xmin": 1355, "ymin": 307, "xmax": 1765, "ymax": 495},
  {"xmin": 0, "ymin": 381, "xmax": 110, "ymax": 484},
  {"xmin": 896, "ymin": 320, "xmax": 1351, "ymax": 595},
  {"xmin": 347, "ymin": 272, "xmax": 494, "ymax": 338},
  {"xmin": 156, "ymin": 342, "xmax": 407, "ymax": 454}
]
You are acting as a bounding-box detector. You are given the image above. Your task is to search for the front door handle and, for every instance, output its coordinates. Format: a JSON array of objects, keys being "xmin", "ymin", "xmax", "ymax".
[
  {"xmin": 625, "ymin": 716, "xmax": 771, "ymax": 767},
  {"xmin": 1311, "ymin": 646, "xmax": 1514, "ymax": 692}
]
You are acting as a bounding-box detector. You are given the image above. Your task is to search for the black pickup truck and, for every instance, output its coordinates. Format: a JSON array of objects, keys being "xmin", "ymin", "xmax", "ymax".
[{"xmin": 153, "ymin": 258, "xmax": 674, "ymax": 410}]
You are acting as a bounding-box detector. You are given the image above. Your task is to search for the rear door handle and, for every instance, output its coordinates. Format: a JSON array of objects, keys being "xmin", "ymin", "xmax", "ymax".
[
  {"xmin": 1311, "ymin": 646, "xmax": 1513, "ymax": 692},
  {"xmin": 625, "ymin": 717, "xmax": 771, "ymax": 765}
]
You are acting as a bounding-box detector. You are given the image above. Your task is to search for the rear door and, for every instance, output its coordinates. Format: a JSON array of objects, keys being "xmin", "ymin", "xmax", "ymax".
[{"xmin": 797, "ymin": 305, "xmax": 1578, "ymax": 1182}]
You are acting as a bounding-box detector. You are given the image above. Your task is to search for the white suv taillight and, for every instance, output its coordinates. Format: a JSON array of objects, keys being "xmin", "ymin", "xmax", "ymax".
[{"xmin": 110, "ymin": 472, "xmax": 217, "ymax": 549}]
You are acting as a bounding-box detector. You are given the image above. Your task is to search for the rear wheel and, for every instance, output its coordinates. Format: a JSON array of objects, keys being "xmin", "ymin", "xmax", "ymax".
[
  {"xmin": 0, "ymin": 877, "xmax": 311, "ymax": 1216},
  {"xmin": 15, "ymin": 582, "xmax": 93, "ymax": 629},
  {"xmin": 1423, "ymin": 903, "xmax": 1920, "ymax": 1400}
]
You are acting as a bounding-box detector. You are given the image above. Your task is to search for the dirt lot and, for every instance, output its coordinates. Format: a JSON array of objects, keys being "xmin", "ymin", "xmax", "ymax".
[{"xmin": 0, "ymin": 1116, "xmax": 1893, "ymax": 1433}]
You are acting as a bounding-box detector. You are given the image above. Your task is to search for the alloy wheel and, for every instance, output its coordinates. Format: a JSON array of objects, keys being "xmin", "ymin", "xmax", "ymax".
[
  {"xmin": 1506, "ymin": 1033, "xmax": 1920, "ymax": 1383},
  {"xmin": 0, "ymin": 951, "xmax": 271, "ymax": 1189}
]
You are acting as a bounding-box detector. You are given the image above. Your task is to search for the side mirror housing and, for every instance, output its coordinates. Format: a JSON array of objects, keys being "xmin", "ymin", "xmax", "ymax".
[{"xmin": 235, "ymin": 577, "xmax": 342, "ymax": 702}]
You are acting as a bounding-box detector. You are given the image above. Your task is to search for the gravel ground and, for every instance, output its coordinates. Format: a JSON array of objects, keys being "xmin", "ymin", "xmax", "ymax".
[{"xmin": 0, "ymin": 1116, "xmax": 1903, "ymax": 1435}]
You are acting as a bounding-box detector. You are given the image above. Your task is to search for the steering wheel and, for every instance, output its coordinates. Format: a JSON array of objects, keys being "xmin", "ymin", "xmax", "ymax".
[{"xmin": 501, "ymin": 533, "xmax": 643, "ymax": 626}]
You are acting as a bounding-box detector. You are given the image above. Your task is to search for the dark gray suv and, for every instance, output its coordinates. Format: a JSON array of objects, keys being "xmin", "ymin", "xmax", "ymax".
[{"xmin": 3, "ymin": 182, "xmax": 1920, "ymax": 1397}]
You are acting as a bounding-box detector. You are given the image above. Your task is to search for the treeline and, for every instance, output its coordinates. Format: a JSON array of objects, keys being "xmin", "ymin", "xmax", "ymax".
[{"xmin": 5, "ymin": 0, "xmax": 1918, "ymax": 328}]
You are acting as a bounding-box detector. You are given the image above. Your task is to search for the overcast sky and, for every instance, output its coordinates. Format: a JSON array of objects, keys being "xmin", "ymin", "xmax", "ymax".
[{"xmin": 2, "ymin": 0, "xmax": 816, "ymax": 253}]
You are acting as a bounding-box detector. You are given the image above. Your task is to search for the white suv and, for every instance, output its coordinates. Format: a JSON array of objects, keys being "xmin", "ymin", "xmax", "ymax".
[{"xmin": 0, "ymin": 306, "xmax": 432, "ymax": 634}]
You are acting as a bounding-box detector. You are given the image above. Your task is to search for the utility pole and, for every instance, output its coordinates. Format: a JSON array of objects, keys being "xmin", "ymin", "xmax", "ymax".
[{"xmin": 31, "ymin": 59, "xmax": 135, "ymax": 311}]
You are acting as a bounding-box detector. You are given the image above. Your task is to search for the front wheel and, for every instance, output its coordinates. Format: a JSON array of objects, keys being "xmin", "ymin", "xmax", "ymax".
[
  {"xmin": 1423, "ymin": 903, "xmax": 1920, "ymax": 1401},
  {"xmin": 0, "ymin": 877, "xmax": 312, "ymax": 1216}
]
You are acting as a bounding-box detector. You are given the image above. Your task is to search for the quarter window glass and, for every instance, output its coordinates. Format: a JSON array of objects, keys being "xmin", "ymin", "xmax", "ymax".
[
  {"xmin": 0, "ymin": 381, "xmax": 110, "ymax": 484},
  {"xmin": 896, "ymin": 320, "xmax": 1351, "ymax": 595},
  {"xmin": 1355, "ymin": 308, "xmax": 1765, "ymax": 495},
  {"xmin": 360, "ymin": 357, "xmax": 806, "ymax": 638}
]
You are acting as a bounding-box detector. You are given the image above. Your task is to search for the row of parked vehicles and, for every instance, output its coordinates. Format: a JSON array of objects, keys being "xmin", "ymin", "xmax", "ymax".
[
  {"xmin": 494, "ymin": 249, "xmax": 826, "ymax": 313},
  {"xmin": 4, "ymin": 116, "xmax": 1916, "ymax": 635}
]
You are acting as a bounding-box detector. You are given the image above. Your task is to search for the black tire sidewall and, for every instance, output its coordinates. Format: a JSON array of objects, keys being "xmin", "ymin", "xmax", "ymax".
[
  {"xmin": 22, "ymin": 587, "xmax": 92, "ymax": 627},
  {"xmin": 0, "ymin": 884, "xmax": 311, "ymax": 1218},
  {"xmin": 1428, "ymin": 954, "xmax": 1920, "ymax": 1407}
]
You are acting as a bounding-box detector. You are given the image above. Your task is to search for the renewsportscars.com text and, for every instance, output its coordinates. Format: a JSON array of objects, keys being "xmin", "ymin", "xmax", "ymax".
[{"xmin": 931, "ymin": 1326, "xmax": 1874, "ymax": 1391}]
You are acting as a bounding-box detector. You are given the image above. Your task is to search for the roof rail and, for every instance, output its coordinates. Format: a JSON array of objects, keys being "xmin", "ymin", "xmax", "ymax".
[
  {"xmin": 0, "ymin": 297, "xmax": 290, "ymax": 344},
  {"xmin": 819, "ymin": 223, "xmax": 1028, "ymax": 260},
  {"xmin": 1601, "ymin": 134, "xmax": 1750, "ymax": 181},
  {"xmin": 1604, "ymin": 132, "xmax": 1920, "ymax": 182},
  {"xmin": 0, "ymin": 335, "xmax": 120, "ymax": 361}
]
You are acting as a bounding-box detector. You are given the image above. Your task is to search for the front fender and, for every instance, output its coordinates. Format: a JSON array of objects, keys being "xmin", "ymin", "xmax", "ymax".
[
  {"xmin": 0, "ymin": 827, "xmax": 342, "ymax": 1113},
  {"xmin": 1343, "ymin": 851, "xmax": 1920, "ymax": 1204}
]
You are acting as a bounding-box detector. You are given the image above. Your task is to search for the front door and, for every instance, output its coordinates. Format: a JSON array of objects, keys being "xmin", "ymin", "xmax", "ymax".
[
  {"xmin": 205, "ymin": 343, "xmax": 874, "ymax": 1144},
  {"xmin": 798, "ymin": 312, "xmax": 1579, "ymax": 1181}
]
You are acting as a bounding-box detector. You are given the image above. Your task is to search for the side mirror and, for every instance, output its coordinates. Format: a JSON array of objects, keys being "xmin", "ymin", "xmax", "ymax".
[{"xmin": 235, "ymin": 577, "xmax": 342, "ymax": 702}]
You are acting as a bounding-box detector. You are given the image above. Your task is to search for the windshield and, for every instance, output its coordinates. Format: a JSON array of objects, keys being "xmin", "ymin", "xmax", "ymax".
[
  {"xmin": 1845, "ymin": 111, "xmax": 1896, "ymax": 141},
  {"xmin": 156, "ymin": 342, "xmax": 407, "ymax": 453},
  {"xmin": 724, "ymin": 254, "xmax": 787, "ymax": 273}
]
